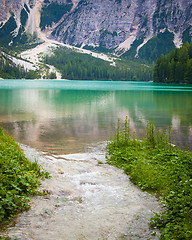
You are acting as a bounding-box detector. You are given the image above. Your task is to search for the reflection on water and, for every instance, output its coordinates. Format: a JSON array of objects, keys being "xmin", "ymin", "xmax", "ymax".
[{"xmin": 0, "ymin": 80, "xmax": 191, "ymax": 153}]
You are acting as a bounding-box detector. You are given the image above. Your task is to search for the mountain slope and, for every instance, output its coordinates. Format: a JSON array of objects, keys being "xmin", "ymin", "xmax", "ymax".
[
  {"xmin": 0, "ymin": 0, "xmax": 191, "ymax": 61},
  {"xmin": 48, "ymin": 0, "xmax": 192, "ymax": 58}
]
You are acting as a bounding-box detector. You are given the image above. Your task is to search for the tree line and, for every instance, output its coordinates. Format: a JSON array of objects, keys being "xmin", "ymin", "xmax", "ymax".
[
  {"xmin": 0, "ymin": 57, "xmax": 40, "ymax": 79},
  {"xmin": 44, "ymin": 47, "xmax": 152, "ymax": 81},
  {"xmin": 0, "ymin": 52, "xmax": 57, "ymax": 79},
  {"xmin": 153, "ymin": 42, "xmax": 192, "ymax": 83}
]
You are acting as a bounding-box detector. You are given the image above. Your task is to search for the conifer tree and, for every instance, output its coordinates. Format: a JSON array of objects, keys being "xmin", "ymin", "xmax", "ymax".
[{"xmin": 153, "ymin": 42, "xmax": 192, "ymax": 83}]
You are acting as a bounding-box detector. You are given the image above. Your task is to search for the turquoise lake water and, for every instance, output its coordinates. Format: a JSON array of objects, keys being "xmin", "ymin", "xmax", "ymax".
[{"xmin": 0, "ymin": 80, "xmax": 191, "ymax": 153}]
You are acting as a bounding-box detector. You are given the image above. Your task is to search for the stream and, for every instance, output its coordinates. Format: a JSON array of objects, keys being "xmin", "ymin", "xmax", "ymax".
[{"xmin": 3, "ymin": 143, "xmax": 161, "ymax": 240}]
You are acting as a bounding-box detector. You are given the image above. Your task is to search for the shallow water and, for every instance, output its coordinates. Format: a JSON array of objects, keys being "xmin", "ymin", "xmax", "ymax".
[
  {"xmin": 0, "ymin": 80, "xmax": 192, "ymax": 153},
  {"xmin": 3, "ymin": 144, "xmax": 161, "ymax": 240}
]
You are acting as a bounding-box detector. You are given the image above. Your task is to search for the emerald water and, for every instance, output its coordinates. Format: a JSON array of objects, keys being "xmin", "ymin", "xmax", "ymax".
[
  {"xmin": 0, "ymin": 80, "xmax": 192, "ymax": 153},
  {"xmin": 1, "ymin": 80, "xmax": 192, "ymax": 240}
]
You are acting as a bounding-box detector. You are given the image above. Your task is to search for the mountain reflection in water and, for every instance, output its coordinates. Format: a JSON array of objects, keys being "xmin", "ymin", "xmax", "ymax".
[{"xmin": 0, "ymin": 81, "xmax": 191, "ymax": 153}]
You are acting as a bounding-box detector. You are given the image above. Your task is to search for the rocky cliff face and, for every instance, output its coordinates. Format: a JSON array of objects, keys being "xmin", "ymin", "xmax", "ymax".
[
  {"xmin": 0, "ymin": 0, "xmax": 34, "ymax": 26},
  {"xmin": 0, "ymin": 0, "xmax": 37, "ymax": 46},
  {"xmin": 51, "ymin": 0, "xmax": 192, "ymax": 54},
  {"xmin": 0, "ymin": 0, "xmax": 192, "ymax": 57}
]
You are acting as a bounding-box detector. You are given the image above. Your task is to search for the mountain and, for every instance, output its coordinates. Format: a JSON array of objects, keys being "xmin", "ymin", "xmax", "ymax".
[{"xmin": 0, "ymin": 0, "xmax": 192, "ymax": 61}]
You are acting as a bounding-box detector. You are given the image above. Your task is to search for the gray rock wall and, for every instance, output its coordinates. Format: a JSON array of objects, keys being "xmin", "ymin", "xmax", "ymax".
[
  {"xmin": 0, "ymin": 0, "xmax": 191, "ymax": 52},
  {"xmin": 52, "ymin": 0, "xmax": 192, "ymax": 50}
]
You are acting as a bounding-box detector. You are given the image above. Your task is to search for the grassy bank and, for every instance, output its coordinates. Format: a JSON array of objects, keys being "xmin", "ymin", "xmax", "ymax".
[
  {"xmin": 106, "ymin": 119, "xmax": 192, "ymax": 240},
  {"xmin": 0, "ymin": 128, "xmax": 49, "ymax": 227}
]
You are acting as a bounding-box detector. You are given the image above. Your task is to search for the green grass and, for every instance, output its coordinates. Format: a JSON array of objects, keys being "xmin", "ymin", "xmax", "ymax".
[
  {"xmin": 0, "ymin": 128, "xmax": 50, "ymax": 226},
  {"xmin": 106, "ymin": 119, "xmax": 192, "ymax": 240}
]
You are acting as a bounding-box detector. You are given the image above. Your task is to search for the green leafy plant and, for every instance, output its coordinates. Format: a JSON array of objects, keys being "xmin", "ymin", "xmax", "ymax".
[
  {"xmin": 0, "ymin": 128, "xmax": 50, "ymax": 225},
  {"xmin": 106, "ymin": 120, "xmax": 192, "ymax": 239}
]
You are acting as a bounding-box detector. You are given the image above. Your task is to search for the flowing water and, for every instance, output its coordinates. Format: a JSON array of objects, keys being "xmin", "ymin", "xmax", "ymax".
[
  {"xmin": 0, "ymin": 80, "xmax": 192, "ymax": 239},
  {"xmin": 3, "ymin": 144, "xmax": 161, "ymax": 240}
]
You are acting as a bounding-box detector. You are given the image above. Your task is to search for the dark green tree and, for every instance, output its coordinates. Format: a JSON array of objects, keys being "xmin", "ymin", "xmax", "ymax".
[
  {"xmin": 153, "ymin": 42, "xmax": 192, "ymax": 83},
  {"xmin": 184, "ymin": 59, "xmax": 192, "ymax": 83}
]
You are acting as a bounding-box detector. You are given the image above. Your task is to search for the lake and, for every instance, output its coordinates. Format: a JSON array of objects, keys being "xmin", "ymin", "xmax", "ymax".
[{"xmin": 0, "ymin": 80, "xmax": 192, "ymax": 153}]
